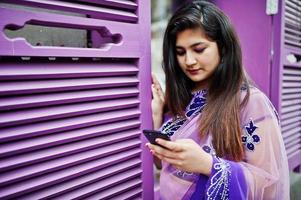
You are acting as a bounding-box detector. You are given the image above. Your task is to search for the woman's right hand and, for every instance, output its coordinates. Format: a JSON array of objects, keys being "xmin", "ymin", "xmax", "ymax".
[{"xmin": 151, "ymin": 74, "xmax": 165, "ymax": 129}]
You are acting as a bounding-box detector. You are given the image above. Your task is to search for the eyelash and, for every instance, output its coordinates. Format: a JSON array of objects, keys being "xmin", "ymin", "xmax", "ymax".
[
  {"xmin": 195, "ymin": 48, "xmax": 205, "ymax": 53},
  {"xmin": 176, "ymin": 48, "xmax": 205, "ymax": 56}
]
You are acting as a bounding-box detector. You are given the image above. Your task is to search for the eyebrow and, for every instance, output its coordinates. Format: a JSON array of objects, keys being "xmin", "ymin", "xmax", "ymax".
[{"xmin": 176, "ymin": 42, "xmax": 204, "ymax": 48}]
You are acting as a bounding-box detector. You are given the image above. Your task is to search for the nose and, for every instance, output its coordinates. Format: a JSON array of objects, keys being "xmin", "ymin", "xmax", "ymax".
[{"xmin": 185, "ymin": 52, "xmax": 197, "ymax": 66}]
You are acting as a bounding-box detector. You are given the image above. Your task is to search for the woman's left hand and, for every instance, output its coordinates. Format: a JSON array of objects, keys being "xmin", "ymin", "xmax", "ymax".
[{"xmin": 146, "ymin": 139, "xmax": 213, "ymax": 176}]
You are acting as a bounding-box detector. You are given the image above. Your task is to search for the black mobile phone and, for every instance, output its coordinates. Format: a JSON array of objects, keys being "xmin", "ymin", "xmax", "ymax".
[{"xmin": 143, "ymin": 129, "xmax": 170, "ymax": 148}]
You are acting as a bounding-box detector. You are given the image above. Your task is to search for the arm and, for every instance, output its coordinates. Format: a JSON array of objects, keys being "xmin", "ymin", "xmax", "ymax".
[
  {"xmin": 151, "ymin": 73, "xmax": 165, "ymax": 129},
  {"xmin": 151, "ymin": 74, "xmax": 165, "ymax": 168},
  {"xmin": 203, "ymin": 90, "xmax": 289, "ymax": 200},
  {"xmin": 147, "ymin": 90, "xmax": 290, "ymax": 200}
]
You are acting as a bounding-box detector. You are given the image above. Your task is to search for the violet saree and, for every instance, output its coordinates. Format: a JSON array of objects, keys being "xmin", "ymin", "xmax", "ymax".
[{"xmin": 158, "ymin": 88, "xmax": 290, "ymax": 200}]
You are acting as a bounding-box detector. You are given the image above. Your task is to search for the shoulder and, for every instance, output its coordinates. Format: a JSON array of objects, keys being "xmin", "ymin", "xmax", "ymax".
[
  {"xmin": 240, "ymin": 86, "xmax": 266, "ymax": 103},
  {"xmin": 240, "ymin": 86, "xmax": 272, "ymax": 110},
  {"xmin": 240, "ymin": 86, "xmax": 279, "ymax": 125}
]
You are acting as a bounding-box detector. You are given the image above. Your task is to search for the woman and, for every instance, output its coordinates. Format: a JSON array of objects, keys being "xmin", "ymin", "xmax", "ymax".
[{"xmin": 147, "ymin": 1, "xmax": 290, "ymax": 200}]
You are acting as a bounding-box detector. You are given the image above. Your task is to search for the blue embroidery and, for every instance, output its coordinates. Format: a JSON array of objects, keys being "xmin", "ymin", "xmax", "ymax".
[
  {"xmin": 202, "ymin": 145, "xmax": 212, "ymax": 153},
  {"xmin": 207, "ymin": 158, "xmax": 230, "ymax": 200},
  {"xmin": 242, "ymin": 119, "xmax": 260, "ymax": 151},
  {"xmin": 161, "ymin": 90, "xmax": 207, "ymax": 136},
  {"xmin": 202, "ymin": 144, "xmax": 230, "ymax": 200}
]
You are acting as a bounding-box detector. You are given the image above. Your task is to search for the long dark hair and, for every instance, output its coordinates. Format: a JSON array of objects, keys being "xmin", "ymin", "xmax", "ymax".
[{"xmin": 162, "ymin": 0, "xmax": 250, "ymax": 161}]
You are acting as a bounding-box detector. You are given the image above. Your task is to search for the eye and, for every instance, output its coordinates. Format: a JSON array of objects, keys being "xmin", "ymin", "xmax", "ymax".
[
  {"xmin": 176, "ymin": 49, "xmax": 185, "ymax": 56},
  {"xmin": 194, "ymin": 48, "xmax": 205, "ymax": 53}
]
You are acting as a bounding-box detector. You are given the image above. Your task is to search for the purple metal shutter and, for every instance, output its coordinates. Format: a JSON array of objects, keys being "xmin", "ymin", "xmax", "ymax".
[
  {"xmin": 0, "ymin": 1, "xmax": 153, "ymax": 199},
  {"xmin": 272, "ymin": 0, "xmax": 301, "ymax": 170}
]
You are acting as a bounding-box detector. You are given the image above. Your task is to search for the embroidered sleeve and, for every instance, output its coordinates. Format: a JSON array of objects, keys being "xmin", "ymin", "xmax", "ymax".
[{"xmin": 204, "ymin": 157, "xmax": 247, "ymax": 200}]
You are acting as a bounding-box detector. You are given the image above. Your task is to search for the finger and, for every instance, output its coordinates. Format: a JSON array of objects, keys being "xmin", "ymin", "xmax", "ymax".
[
  {"xmin": 152, "ymin": 74, "xmax": 163, "ymax": 90},
  {"xmin": 148, "ymin": 143, "xmax": 179, "ymax": 159},
  {"xmin": 151, "ymin": 84, "xmax": 160, "ymax": 99},
  {"xmin": 156, "ymin": 138, "xmax": 183, "ymax": 152},
  {"xmin": 151, "ymin": 73, "xmax": 160, "ymax": 85},
  {"xmin": 156, "ymin": 85, "xmax": 165, "ymax": 101},
  {"xmin": 161, "ymin": 156, "xmax": 183, "ymax": 168}
]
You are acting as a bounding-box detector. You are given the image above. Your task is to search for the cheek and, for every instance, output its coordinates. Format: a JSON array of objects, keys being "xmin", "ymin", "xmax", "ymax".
[
  {"xmin": 177, "ymin": 57, "xmax": 186, "ymax": 69},
  {"xmin": 202, "ymin": 52, "xmax": 220, "ymax": 68}
]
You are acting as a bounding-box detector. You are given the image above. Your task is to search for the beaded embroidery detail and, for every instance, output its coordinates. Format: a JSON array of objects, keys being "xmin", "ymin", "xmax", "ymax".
[
  {"xmin": 207, "ymin": 158, "xmax": 231, "ymax": 200},
  {"xmin": 242, "ymin": 119, "xmax": 260, "ymax": 151},
  {"xmin": 161, "ymin": 90, "xmax": 207, "ymax": 136}
]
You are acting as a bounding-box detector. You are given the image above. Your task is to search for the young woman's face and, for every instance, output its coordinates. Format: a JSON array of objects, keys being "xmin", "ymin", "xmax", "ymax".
[{"xmin": 176, "ymin": 28, "xmax": 220, "ymax": 90}]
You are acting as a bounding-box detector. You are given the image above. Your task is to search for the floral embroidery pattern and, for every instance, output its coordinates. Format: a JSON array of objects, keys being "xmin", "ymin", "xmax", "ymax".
[
  {"xmin": 202, "ymin": 145, "xmax": 212, "ymax": 153},
  {"xmin": 207, "ymin": 158, "xmax": 230, "ymax": 200},
  {"xmin": 161, "ymin": 90, "xmax": 207, "ymax": 136},
  {"xmin": 242, "ymin": 119, "xmax": 260, "ymax": 151}
]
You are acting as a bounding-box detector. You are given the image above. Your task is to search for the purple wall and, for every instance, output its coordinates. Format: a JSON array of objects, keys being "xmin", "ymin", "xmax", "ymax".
[{"xmin": 214, "ymin": 0, "xmax": 272, "ymax": 97}]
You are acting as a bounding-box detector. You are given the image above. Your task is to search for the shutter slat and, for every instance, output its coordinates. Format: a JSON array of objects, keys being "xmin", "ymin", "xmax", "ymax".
[
  {"xmin": 281, "ymin": 121, "xmax": 300, "ymax": 132},
  {"xmin": 285, "ymin": 18, "xmax": 301, "ymax": 27},
  {"xmin": 285, "ymin": 34, "xmax": 301, "ymax": 42},
  {"xmin": 283, "ymin": 126, "xmax": 301, "ymax": 139},
  {"xmin": 285, "ymin": 4, "xmax": 300, "ymax": 16},
  {"xmin": 281, "ymin": 64, "xmax": 301, "ymax": 158},
  {"xmin": 58, "ymin": 177, "xmax": 142, "ymax": 200},
  {"xmin": 1, "ymin": 0, "xmax": 138, "ymax": 22},
  {"xmin": 0, "ymin": 139, "xmax": 140, "ymax": 186},
  {"xmin": 282, "ymin": 81, "xmax": 301, "ymax": 87},
  {"xmin": 282, "ymin": 99, "xmax": 301, "ymax": 107},
  {"xmin": 283, "ymin": 76, "xmax": 301, "ymax": 81},
  {"xmin": 0, "ymin": 149, "xmax": 141, "ymax": 199},
  {"xmin": 0, "ymin": 121, "xmax": 139, "ymax": 171},
  {"xmin": 284, "ymin": 12, "xmax": 301, "ymax": 24},
  {"xmin": 285, "ymin": 39, "xmax": 301, "ymax": 48},
  {"xmin": 0, "ymin": 126, "xmax": 140, "ymax": 166},
  {"xmin": 281, "ymin": 104, "xmax": 301, "ymax": 113},
  {"xmin": 285, "ymin": 27, "xmax": 301, "ymax": 38},
  {"xmin": 281, "ymin": 111, "xmax": 301, "ymax": 120},
  {"xmin": 286, "ymin": 137, "xmax": 301, "ymax": 150},
  {"xmin": 107, "ymin": 188, "xmax": 142, "ymax": 200},
  {"xmin": 286, "ymin": 143, "xmax": 301, "ymax": 157},
  {"xmin": 20, "ymin": 158, "xmax": 141, "ymax": 199},
  {"xmin": 284, "ymin": 135, "xmax": 301, "ymax": 148},
  {"xmin": 0, "ymin": 63, "xmax": 138, "ymax": 80},
  {"xmin": 73, "ymin": 0, "xmax": 138, "ymax": 10},
  {"xmin": 0, "ymin": 76, "xmax": 139, "ymax": 96},
  {"xmin": 0, "ymin": 87, "xmax": 139, "ymax": 111},
  {"xmin": 0, "ymin": 98, "xmax": 139, "ymax": 128},
  {"xmin": 283, "ymin": 67, "xmax": 301, "ymax": 75},
  {"xmin": 84, "ymin": 181, "xmax": 142, "ymax": 200},
  {"xmin": 282, "ymin": 87, "xmax": 301, "ymax": 94},
  {"xmin": 281, "ymin": 116, "xmax": 301, "ymax": 127},
  {"xmin": 0, "ymin": 108, "xmax": 140, "ymax": 143},
  {"xmin": 282, "ymin": 93, "xmax": 301, "ymax": 100}
]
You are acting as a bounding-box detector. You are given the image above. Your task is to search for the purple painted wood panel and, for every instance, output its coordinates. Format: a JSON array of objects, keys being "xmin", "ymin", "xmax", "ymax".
[
  {"xmin": 0, "ymin": 7, "xmax": 140, "ymax": 57},
  {"xmin": 214, "ymin": 0, "xmax": 272, "ymax": 96},
  {"xmin": 1, "ymin": 0, "xmax": 138, "ymax": 22},
  {"xmin": 0, "ymin": 0, "xmax": 153, "ymax": 199},
  {"xmin": 277, "ymin": 0, "xmax": 301, "ymax": 170}
]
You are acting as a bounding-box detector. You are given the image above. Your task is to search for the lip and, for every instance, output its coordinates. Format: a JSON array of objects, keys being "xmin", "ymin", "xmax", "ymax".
[{"xmin": 187, "ymin": 69, "xmax": 201, "ymax": 75}]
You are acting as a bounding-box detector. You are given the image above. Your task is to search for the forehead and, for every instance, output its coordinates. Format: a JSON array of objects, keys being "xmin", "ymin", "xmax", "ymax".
[{"xmin": 176, "ymin": 28, "xmax": 210, "ymax": 46}]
